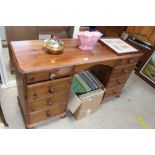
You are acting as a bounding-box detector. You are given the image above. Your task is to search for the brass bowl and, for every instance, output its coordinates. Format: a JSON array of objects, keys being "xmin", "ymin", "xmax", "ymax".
[{"xmin": 43, "ymin": 40, "xmax": 64, "ymax": 55}]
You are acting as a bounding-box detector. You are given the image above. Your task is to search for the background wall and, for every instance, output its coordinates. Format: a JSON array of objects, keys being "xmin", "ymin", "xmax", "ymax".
[
  {"xmin": 127, "ymin": 26, "xmax": 155, "ymax": 44},
  {"xmin": 0, "ymin": 26, "xmax": 6, "ymax": 40}
]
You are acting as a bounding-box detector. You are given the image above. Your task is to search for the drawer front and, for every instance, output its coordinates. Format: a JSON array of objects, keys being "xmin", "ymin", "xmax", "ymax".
[
  {"xmin": 107, "ymin": 75, "xmax": 129, "ymax": 88},
  {"xmin": 111, "ymin": 64, "xmax": 135, "ymax": 78},
  {"xmin": 117, "ymin": 56, "xmax": 139, "ymax": 66},
  {"xmin": 27, "ymin": 77, "xmax": 72, "ymax": 101},
  {"xmin": 28, "ymin": 92, "xmax": 69, "ymax": 113},
  {"xmin": 29, "ymin": 104, "xmax": 66, "ymax": 124},
  {"xmin": 105, "ymin": 85, "xmax": 124, "ymax": 98},
  {"xmin": 26, "ymin": 66, "xmax": 74, "ymax": 84}
]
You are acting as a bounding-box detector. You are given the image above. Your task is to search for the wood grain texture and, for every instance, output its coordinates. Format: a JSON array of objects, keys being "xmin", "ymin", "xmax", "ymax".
[
  {"xmin": 127, "ymin": 26, "xmax": 155, "ymax": 43},
  {"xmin": 38, "ymin": 26, "xmax": 73, "ymax": 38},
  {"xmin": 104, "ymin": 85, "xmax": 124, "ymax": 98},
  {"xmin": 26, "ymin": 66, "xmax": 74, "ymax": 84},
  {"xmin": 10, "ymin": 39, "xmax": 142, "ymax": 73},
  {"xmin": 5, "ymin": 26, "xmax": 39, "ymax": 41},
  {"xmin": 30, "ymin": 104, "xmax": 67, "ymax": 124},
  {"xmin": 106, "ymin": 75, "xmax": 129, "ymax": 88},
  {"xmin": 28, "ymin": 93, "xmax": 69, "ymax": 114},
  {"xmin": 26, "ymin": 77, "xmax": 72, "ymax": 101},
  {"xmin": 127, "ymin": 26, "xmax": 155, "ymax": 88},
  {"xmin": 110, "ymin": 64, "xmax": 135, "ymax": 78},
  {"xmin": 97, "ymin": 26, "xmax": 127, "ymax": 37}
]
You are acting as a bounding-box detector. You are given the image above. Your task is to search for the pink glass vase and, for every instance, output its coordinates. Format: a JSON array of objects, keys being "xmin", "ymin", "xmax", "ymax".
[{"xmin": 78, "ymin": 31, "xmax": 102, "ymax": 50}]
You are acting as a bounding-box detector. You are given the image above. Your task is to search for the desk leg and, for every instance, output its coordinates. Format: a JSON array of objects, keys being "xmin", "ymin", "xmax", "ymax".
[
  {"xmin": 115, "ymin": 92, "xmax": 121, "ymax": 97},
  {"xmin": 116, "ymin": 95, "xmax": 120, "ymax": 97},
  {"xmin": 60, "ymin": 113, "xmax": 66, "ymax": 118}
]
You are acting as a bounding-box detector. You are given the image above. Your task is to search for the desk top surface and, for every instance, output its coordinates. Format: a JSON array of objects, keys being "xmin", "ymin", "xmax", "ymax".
[{"xmin": 11, "ymin": 39, "xmax": 142, "ymax": 73}]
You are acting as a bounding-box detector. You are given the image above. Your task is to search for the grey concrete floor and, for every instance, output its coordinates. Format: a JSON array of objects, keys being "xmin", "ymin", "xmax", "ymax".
[
  {"xmin": 2, "ymin": 47, "xmax": 16, "ymax": 81},
  {"xmin": 1, "ymin": 72, "xmax": 155, "ymax": 129}
]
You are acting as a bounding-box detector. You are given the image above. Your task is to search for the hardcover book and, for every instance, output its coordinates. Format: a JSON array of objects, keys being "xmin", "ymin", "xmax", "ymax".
[
  {"xmin": 82, "ymin": 71, "xmax": 99, "ymax": 89},
  {"xmin": 85, "ymin": 71, "xmax": 103, "ymax": 88},
  {"xmin": 74, "ymin": 74, "xmax": 91, "ymax": 92},
  {"xmin": 79, "ymin": 72, "xmax": 96, "ymax": 91},
  {"xmin": 71, "ymin": 77, "xmax": 86, "ymax": 95}
]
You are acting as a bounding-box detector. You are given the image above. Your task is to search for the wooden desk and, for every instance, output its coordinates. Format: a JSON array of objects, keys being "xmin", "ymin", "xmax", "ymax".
[{"xmin": 11, "ymin": 39, "xmax": 142, "ymax": 128}]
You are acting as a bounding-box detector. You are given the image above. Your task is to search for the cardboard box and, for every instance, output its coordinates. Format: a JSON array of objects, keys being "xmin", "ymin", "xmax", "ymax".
[{"xmin": 68, "ymin": 89, "xmax": 106, "ymax": 120}]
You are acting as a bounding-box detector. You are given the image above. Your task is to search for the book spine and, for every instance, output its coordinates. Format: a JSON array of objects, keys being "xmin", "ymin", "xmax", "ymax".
[
  {"xmin": 83, "ymin": 71, "xmax": 99, "ymax": 89},
  {"xmin": 74, "ymin": 74, "xmax": 91, "ymax": 92},
  {"xmin": 72, "ymin": 77, "xmax": 86, "ymax": 95},
  {"xmin": 86, "ymin": 71, "xmax": 103, "ymax": 88},
  {"xmin": 79, "ymin": 72, "xmax": 96, "ymax": 91}
]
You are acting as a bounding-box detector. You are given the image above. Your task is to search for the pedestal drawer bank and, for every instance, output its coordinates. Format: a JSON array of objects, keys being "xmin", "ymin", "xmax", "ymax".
[{"xmin": 11, "ymin": 39, "xmax": 142, "ymax": 128}]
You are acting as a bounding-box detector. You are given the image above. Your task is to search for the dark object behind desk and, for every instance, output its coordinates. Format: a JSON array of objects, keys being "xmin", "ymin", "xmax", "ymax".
[{"xmin": 124, "ymin": 33, "xmax": 155, "ymax": 88}]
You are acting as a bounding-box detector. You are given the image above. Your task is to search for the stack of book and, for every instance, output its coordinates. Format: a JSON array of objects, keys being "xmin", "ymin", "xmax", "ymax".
[
  {"xmin": 69, "ymin": 71, "xmax": 106, "ymax": 120},
  {"xmin": 72, "ymin": 70, "xmax": 103, "ymax": 95}
]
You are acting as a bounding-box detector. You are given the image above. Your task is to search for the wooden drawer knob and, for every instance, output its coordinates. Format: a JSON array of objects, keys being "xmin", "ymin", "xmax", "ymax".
[
  {"xmin": 128, "ymin": 59, "xmax": 134, "ymax": 64},
  {"xmin": 49, "ymin": 73, "xmax": 56, "ymax": 80},
  {"xmin": 47, "ymin": 100, "xmax": 52, "ymax": 106},
  {"xmin": 33, "ymin": 93, "xmax": 37, "ymax": 99},
  {"xmin": 117, "ymin": 79, "xmax": 122, "ymax": 85},
  {"xmin": 30, "ymin": 77, "xmax": 35, "ymax": 81},
  {"xmin": 112, "ymin": 90, "xmax": 120, "ymax": 97},
  {"xmin": 122, "ymin": 69, "xmax": 128, "ymax": 73},
  {"xmin": 48, "ymin": 88, "xmax": 55, "ymax": 93},
  {"xmin": 31, "ymin": 108, "xmax": 36, "ymax": 112},
  {"xmin": 46, "ymin": 111, "xmax": 52, "ymax": 117},
  {"xmin": 112, "ymin": 90, "xmax": 117, "ymax": 95}
]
